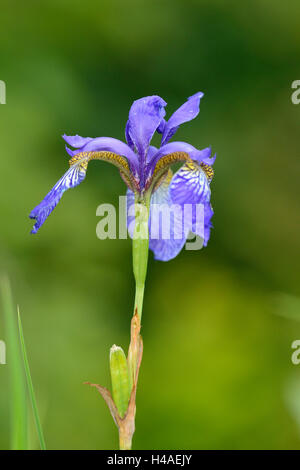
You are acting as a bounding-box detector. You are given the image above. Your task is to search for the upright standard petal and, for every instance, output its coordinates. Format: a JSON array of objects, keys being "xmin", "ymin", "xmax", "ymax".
[
  {"xmin": 160, "ymin": 92, "xmax": 204, "ymax": 146},
  {"xmin": 125, "ymin": 121, "xmax": 134, "ymax": 151},
  {"xmin": 126, "ymin": 96, "xmax": 167, "ymax": 161}
]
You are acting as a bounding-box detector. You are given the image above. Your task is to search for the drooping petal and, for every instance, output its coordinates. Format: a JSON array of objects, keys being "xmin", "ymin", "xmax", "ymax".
[
  {"xmin": 160, "ymin": 92, "xmax": 204, "ymax": 146},
  {"xmin": 30, "ymin": 150, "xmax": 134, "ymax": 234},
  {"xmin": 127, "ymin": 158, "xmax": 215, "ymax": 259},
  {"xmin": 170, "ymin": 161, "xmax": 211, "ymax": 205},
  {"xmin": 125, "ymin": 96, "xmax": 167, "ymax": 160},
  {"xmin": 148, "ymin": 173, "xmax": 188, "ymax": 261},
  {"xmin": 29, "ymin": 164, "xmax": 86, "ymax": 234},
  {"xmin": 126, "ymin": 174, "xmax": 188, "ymax": 261},
  {"xmin": 170, "ymin": 161, "xmax": 213, "ymax": 245}
]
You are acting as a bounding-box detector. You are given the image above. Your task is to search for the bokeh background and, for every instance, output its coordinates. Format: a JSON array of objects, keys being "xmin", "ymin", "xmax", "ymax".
[{"xmin": 0, "ymin": 0, "xmax": 300, "ymax": 449}]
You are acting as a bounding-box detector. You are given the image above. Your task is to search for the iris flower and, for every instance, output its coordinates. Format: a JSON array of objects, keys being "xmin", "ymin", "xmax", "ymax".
[{"xmin": 30, "ymin": 93, "xmax": 215, "ymax": 261}]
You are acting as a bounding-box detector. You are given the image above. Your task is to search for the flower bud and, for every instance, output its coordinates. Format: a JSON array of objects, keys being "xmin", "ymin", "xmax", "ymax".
[{"xmin": 109, "ymin": 345, "xmax": 131, "ymax": 418}]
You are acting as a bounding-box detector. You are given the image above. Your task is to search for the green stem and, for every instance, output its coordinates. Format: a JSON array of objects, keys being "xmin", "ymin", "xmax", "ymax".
[
  {"xmin": 116, "ymin": 194, "xmax": 150, "ymax": 450},
  {"xmin": 128, "ymin": 196, "xmax": 149, "ymax": 388},
  {"xmin": 132, "ymin": 195, "xmax": 150, "ymax": 320},
  {"xmin": 134, "ymin": 283, "xmax": 145, "ymax": 319}
]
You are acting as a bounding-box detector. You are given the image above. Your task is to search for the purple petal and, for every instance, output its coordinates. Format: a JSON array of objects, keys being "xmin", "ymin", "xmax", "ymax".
[
  {"xmin": 65, "ymin": 145, "xmax": 77, "ymax": 157},
  {"xmin": 127, "ymin": 179, "xmax": 188, "ymax": 261},
  {"xmin": 29, "ymin": 163, "xmax": 87, "ymax": 234},
  {"xmin": 149, "ymin": 177, "xmax": 188, "ymax": 261},
  {"xmin": 170, "ymin": 162, "xmax": 211, "ymax": 205},
  {"xmin": 125, "ymin": 121, "xmax": 134, "ymax": 151},
  {"xmin": 126, "ymin": 188, "xmax": 136, "ymax": 239},
  {"xmin": 62, "ymin": 134, "xmax": 93, "ymax": 148},
  {"xmin": 169, "ymin": 162, "xmax": 213, "ymax": 244},
  {"xmin": 69, "ymin": 136, "xmax": 139, "ymax": 174},
  {"xmin": 156, "ymin": 119, "xmax": 166, "ymax": 134},
  {"xmin": 148, "ymin": 142, "xmax": 213, "ymax": 175},
  {"xmin": 203, "ymin": 203, "xmax": 214, "ymax": 246},
  {"xmin": 126, "ymin": 96, "xmax": 167, "ymax": 160},
  {"xmin": 201, "ymin": 150, "xmax": 216, "ymax": 166},
  {"xmin": 147, "ymin": 145, "xmax": 158, "ymax": 162},
  {"xmin": 161, "ymin": 92, "xmax": 204, "ymax": 145}
]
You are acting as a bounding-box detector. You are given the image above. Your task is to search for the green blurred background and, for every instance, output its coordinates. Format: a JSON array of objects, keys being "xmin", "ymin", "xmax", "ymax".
[{"xmin": 0, "ymin": 0, "xmax": 300, "ymax": 449}]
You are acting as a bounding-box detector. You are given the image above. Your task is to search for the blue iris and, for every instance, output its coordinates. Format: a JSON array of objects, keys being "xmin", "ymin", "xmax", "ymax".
[{"xmin": 30, "ymin": 93, "xmax": 216, "ymax": 261}]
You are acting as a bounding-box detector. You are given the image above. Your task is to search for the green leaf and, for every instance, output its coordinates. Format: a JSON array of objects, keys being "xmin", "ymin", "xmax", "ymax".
[
  {"xmin": 17, "ymin": 307, "xmax": 46, "ymax": 450},
  {"xmin": 1, "ymin": 276, "xmax": 27, "ymax": 449}
]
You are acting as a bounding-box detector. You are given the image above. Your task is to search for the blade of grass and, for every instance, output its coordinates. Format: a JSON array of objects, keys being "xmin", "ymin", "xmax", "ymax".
[
  {"xmin": 0, "ymin": 276, "xmax": 27, "ymax": 450},
  {"xmin": 17, "ymin": 306, "xmax": 46, "ymax": 450}
]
